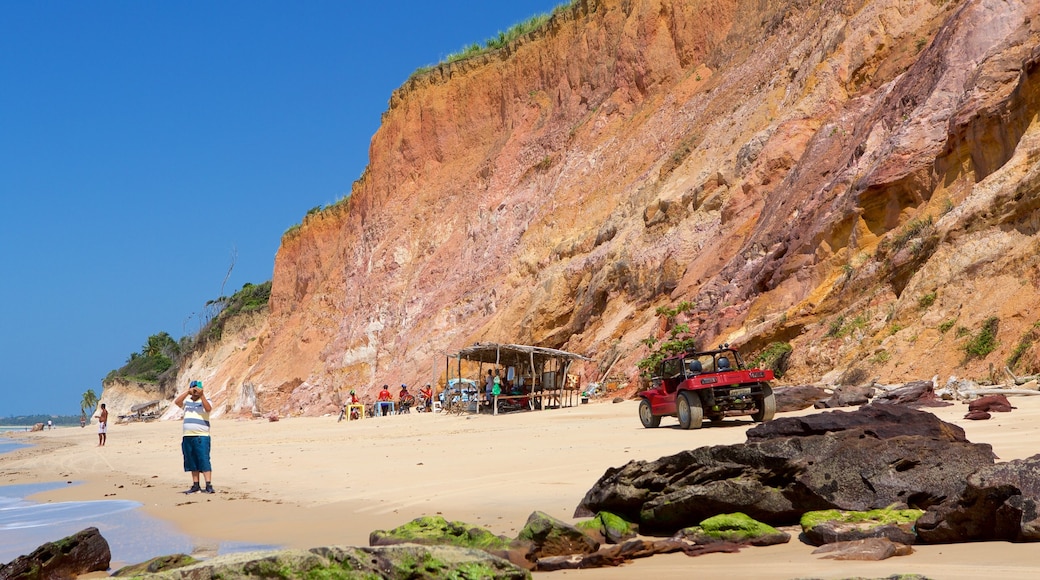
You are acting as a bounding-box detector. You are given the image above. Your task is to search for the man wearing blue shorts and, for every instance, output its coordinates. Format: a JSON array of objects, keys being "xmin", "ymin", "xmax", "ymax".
[{"xmin": 175, "ymin": 380, "xmax": 214, "ymax": 494}]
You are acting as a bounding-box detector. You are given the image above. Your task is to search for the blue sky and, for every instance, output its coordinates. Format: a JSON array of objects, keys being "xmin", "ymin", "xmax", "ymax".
[{"xmin": 0, "ymin": 1, "xmax": 566, "ymax": 417}]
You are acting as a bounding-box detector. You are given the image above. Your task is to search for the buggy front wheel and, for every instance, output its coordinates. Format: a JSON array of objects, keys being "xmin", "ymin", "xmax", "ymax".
[
  {"xmin": 751, "ymin": 384, "xmax": 776, "ymax": 422},
  {"xmin": 638, "ymin": 399, "xmax": 661, "ymax": 428},
  {"xmin": 677, "ymin": 392, "xmax": 703, "ymax": 430}
]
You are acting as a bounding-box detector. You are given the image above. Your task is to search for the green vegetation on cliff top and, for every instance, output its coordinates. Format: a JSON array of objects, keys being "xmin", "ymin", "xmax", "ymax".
[
  {"xmin": 414, "ymin": 2, "xmax": 574, "ymax": 77},
  {"xmin": 106, "ymin": 281, "xmax": 271, "ymax": 385}
]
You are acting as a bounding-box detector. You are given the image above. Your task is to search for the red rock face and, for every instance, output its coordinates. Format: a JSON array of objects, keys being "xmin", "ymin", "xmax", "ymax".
[{"xmin": 191, "ymin": 0, "xmax": 1040, "ymax": 415}]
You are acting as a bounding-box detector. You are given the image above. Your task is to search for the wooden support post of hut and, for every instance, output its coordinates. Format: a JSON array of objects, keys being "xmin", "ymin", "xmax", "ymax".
[{"xmin": 446, "ymin": 343, "xmax": 592, "ymax": 415}]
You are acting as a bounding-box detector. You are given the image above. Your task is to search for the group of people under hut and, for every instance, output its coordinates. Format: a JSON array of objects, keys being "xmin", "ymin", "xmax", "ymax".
[
  {"xmin": 482, "ymin": 368, "xmax": 530, "ymax": 409},
  {"xmin": 338, "ymin": 369, "xmax": 540, "ymax": 421}
]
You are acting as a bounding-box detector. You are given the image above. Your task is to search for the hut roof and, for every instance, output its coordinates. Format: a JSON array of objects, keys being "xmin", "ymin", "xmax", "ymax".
[
  {"xmin": 451, "ymin": 342, "xmax": 591, "ymax": 364},
  {"xmin": 130, "ymin": 400, "xmax": 161, "ymax": 413}
]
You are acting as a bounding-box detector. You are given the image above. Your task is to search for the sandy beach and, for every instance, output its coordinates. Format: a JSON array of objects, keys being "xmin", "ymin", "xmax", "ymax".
[{"xmin": 4, "ymin": 396, "xmax": 1040, "ymax": 579}]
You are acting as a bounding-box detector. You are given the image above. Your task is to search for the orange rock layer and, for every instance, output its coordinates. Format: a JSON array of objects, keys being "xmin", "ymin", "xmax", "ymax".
[{"xmin": 173, "ymin": 0, "xmax": 1040, "ymax": 416}]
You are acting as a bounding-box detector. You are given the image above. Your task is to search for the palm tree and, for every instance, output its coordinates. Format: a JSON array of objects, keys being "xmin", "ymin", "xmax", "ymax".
[{"xmin": 81, "ymin": 389, "xmax": 99, "ymax": 418}]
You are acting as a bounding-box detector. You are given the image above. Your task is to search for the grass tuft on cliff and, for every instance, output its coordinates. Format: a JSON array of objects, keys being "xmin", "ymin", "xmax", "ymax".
[{"xmin": 411, "ymin": 2, "xmax": 574, "ymax": 78}]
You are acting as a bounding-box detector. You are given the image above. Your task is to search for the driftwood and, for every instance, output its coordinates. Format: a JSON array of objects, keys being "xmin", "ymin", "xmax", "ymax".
[
  {"xmin": 963, "ymin": 388, "xmax": 1040, "ymax": 397},
  {"xmin": 1004, "ymin": 367, "xmax": 1040, "ymax": 386}
]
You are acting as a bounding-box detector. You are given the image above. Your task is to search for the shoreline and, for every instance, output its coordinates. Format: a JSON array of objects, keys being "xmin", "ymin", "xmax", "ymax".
[{"xmin": 3, "ymin": 397, "xmax": 1040, "ymax": 578}]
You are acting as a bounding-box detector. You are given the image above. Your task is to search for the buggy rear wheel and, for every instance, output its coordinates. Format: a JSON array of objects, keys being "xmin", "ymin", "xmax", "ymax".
[
  {"xmin": 638, "ymin": 399, "xmax": 661, "ymax": 428},
  {"xmin": 676, "ymin": 392, "xmax": 703, "ymax": 430},
  {"xmin": 751, "ymin": 384, "xmax": 776, "ymax": 422}
]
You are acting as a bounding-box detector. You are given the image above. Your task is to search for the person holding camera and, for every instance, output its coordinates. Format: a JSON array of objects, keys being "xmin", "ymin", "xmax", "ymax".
[{"xmin": 175, "ymin": 380, "xmax": 214, "ymax": 494}]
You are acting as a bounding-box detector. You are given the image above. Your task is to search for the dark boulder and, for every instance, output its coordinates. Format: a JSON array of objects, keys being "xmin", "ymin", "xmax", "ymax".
[
  {"xmin": 800, "ymin": 508, "xmax": 922, "ymax": 546},
  {"xmin": 518, "ymin": 511, "xmax": 598, "ymax": 561},
  {"xmin": 112, "ymin": 554, "xmax": 196, "ymax": 576},
  {"xmin": 968, "ymin": 394, "xmax": 1016, "ymax": 413},
  {"xmin": 964, "ymin": 410, "xmax": 992, "ymax": 420},
  {"xmin": 811, "ymin": 538, "xmax": 914, "ymax": 560},
  {"xmin": 916, "ymin": 454, "xmax": 1040, "ymax": 543},
  {"xmin": 575, "ymin": 511, "xmax": 637, "ymax": 544},
  {"xmin": 746, "ymin": 404, "xmax": 967, "ymax": 442},
  {"xmin": 872, "ymin": 380, "xmax": 951, "ymax": 407},
  {"xmin": 813, "ymin": 384, "xmax": 873, "ymax": 408},
  {"xmin": 774, "ymin": 385, "xmax": 829, "ymax": 413},
  {"xmin": 577, "ymin": 408, "xmax": 994, "ymax": 534},
  {"xmin": 0, "ymin": 527, "xmax": 110, "ymax": 580}
]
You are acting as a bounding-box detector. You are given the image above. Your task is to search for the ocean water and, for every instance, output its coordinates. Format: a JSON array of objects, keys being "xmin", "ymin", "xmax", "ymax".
[
  {"xmin": 0, "ymin": 446, "xmax": 278, "ymax": 568},
  {"xmin": 0, "ymin": 439, "xmax": 28, "ymax": 456}
]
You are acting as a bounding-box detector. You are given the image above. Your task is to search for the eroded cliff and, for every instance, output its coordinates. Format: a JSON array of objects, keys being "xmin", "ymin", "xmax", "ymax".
[{"xmin": 172, "ymin": 0, "xmax": 1040, "ymax": 416}]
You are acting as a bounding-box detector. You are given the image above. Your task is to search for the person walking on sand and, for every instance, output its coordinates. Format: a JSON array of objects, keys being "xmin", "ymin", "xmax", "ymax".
[
  {"xmin": 175, "ymin": 380, "xmax": 214, "ymax": 494},
  {"xmin": 97, "ymin": 404, "xmax": 108, "ymax": 446}
]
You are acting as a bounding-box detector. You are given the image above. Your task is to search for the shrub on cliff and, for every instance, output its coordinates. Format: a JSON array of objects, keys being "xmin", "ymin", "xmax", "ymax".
[
  {"xmin": 752, "ymin": 342, "xmax": 793, "ymax": 378},
  {"xmin": 636, "ymin": 302, "xmax": 697, "ymax": 379},
  {"xmin": 199, "ymin": 281, "xmax": 272, "ymax": 344},
  {"xmin": 106, "ymin": 332, "xmax": 179, "ymax": 383}
]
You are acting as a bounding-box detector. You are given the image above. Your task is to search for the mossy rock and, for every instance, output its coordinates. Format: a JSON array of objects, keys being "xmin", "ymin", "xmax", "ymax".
[
  {"xmin": 676, "ymin": 512, "xmax": 790, "ymax": 546},
  {"xmin": 130, "ymin": 545, "xmax": 530, "ymax": 579},
  {"xmin": 800, "ymin": 508, "xmax": 924, "ymax": 546},
  {"xmin": 112, "ymin": 554, "xmax": 197, "ymax": 576},
  {"xmin": 576, "ymin": 511, "xmax": 637, "ymax": 544},
  {"xmin": 517, "ymin": 511, "xmax": 599, "ymax": 559},
  {"xmin": 800, "ymin": 508, "xmax": 924, "ymax": 529},
  {"xmin": 370, "ymin": 515, "xmax": 513, "ymax": 551}
]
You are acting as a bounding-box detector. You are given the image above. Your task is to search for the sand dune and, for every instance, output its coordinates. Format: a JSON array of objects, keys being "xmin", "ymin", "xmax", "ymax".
[{"xmin": 4, "ymin": 396, "xmax": 1040, "ymax": 578}]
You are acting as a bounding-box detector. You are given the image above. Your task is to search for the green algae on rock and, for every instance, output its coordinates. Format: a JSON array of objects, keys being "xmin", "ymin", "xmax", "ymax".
[
  {"xmin": 576, "ymin": 511, "xmax": 637, "ymax": 544},
  {"xmin": 677, "ymin": 512, "xmax": 791, "ymax": 546},
  {"xmin": 369, "ymin": 515, "xmax": 513, "ymax": 551}
]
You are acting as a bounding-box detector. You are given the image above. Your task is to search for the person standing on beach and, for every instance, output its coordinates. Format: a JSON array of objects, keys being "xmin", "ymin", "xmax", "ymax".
[
  {"xmin": 97, "ymin": 404, "xmax": 108, "ymax": 446},
  {"xmin": 377, "ymin": 384, "xmax": 393, "ymax": 417},
  {"xmin": 175, "ymin": 380, "xmax": 214, "ymax": 494},
  {"xmin": 493, "ymin": 370, "xmax": 503, "ymax": 398}
]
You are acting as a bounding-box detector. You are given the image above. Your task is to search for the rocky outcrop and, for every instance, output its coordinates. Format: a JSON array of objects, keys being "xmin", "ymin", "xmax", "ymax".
[
  {"xmin": 872, "ymin": 380, "xmax": 950, "ymax": 408},
  {"xmin": 0, "ymin": 527, "xmax": 111, "ymax": 579},
  {"xmin": 128, "ymin": 545, "xmax": 529, "ymax": 580},
  {"xmin": 517, "ymin": 511, "xmax": 599, "ymax": 561},
  {"xmin": 813, "ymin": 384, "xmax": 874, "ymax": 409},
  {"xmin": 575, "ymin": 511, "xmax": 638, "ymax": 544},
  {"xmin": 369, "ymin": 515, "xmax": 530, "ymax": 569},
  {"xmin": 673, "ymin": 513, "xmax": 790, "ymax": 546},
  {"xmin": 774, "ymin": 385, "xmax": 829, "ymax": 413},
  {"xmin": 112, "ymin": 554, "xmax": 197, "ymax": 577},
  {"xmin": 916, "ymin": 454, "xmax": 1040, "ymax": 543},
  {"xmin": 97, "ymin": 377, "xmax": 168, "ymax": 421},
  {"xmin": 576, "ymin": 406, "xmax": 994, "ymax": 533},
  {"xmin": 745, "ymin": 403, "xmax": 967, "ymax": 442},
  {"xmin": 800, "ymin": 508, "xmax": 922, "ymax": 546}
]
